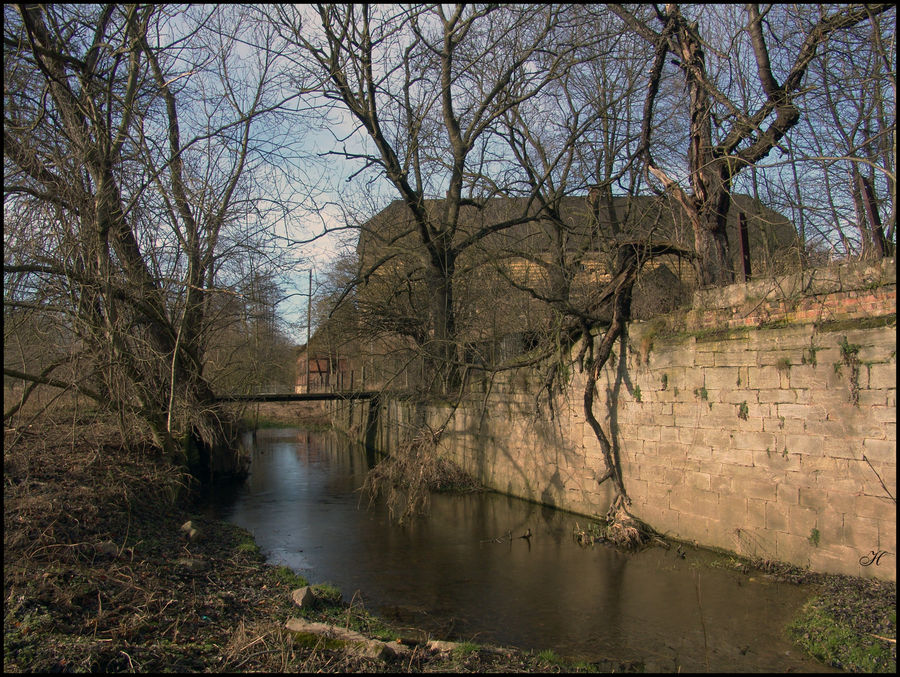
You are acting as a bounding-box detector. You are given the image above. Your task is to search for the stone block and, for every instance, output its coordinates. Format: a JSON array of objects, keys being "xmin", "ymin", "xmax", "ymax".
[
  {"xmin": 826, "ymin": 476, "xmax": 873, "ymax": 495},
  {"xmin": 699, "ymin": 406, "xmax": 745, "ymax": 429},
  {"xmin": 777, "ymin": 402, "xmax": 827, "ymax": 421},
  {"xmin": 757, "ymin": 388, "xmax": 795, "ymax": 404},
  {"xmin": 789, "ymin": 365, "xmax": 830, "ymax": 389},
  {"xmin": 716, "ymin": 495, "xmax": 748, "ymax": 525},
  {"xmin": 776, "ymin": 483, "xmax": 799, "ymax": 505},
  {"xmin": 857, "ymin": 390, "xmax": 889, "ymax": 408},
  {"xmin": 746, "ymin": 498, "xmax": 767, "ymax": 529},
  {"xmin": 794, "ymin": 388, "xmax": 813, "ymax": 404},
  {"xmin": 866, "ymin": 363, "xmax": 897, "ymax": 390},
  {"xmin": 776, "ymin": 531, "xmax": 812, "ymax": 567},
  {"xmin": 685, "ymin": 472, "xmax": 711, "ymax": 491},
  {"xmin": 669, "ymin": 488, "xmax": 719, "ymax": 516},
  {"xmin": 760, "ymin": 415, "xmax": 784, "ymax": 434},
  {"xmin": 765, "ymin": 501, "xmax": 789, "ymax": 532},
  {"xmin": 841, "ymin": 516, "xmax": 881, "ymax": 551},
  {"xmin": 869, "ymin": 406, "xmax": 896, "ymax": 424},
  {"xmin": 813, "ymin": 387, "xmax": 856, "ymax": 414},
  {"xmin": 748, "ymin": 366, "xmax": 781, "ymax": 389},
  {"xmin": 862, "ymin": 438, "xmax": 896, "ymax": 464},
  {"xmin": 858, "ymin": 342, "xmax": 899, "ymax": 364},
  {"xmin": 822, "ymin": 437, "xmax": 865, "ymax": 459},
  {"xmin": 854, "ymin": 494, "xmax": 895, "ymax": 520},
  {"xmin": 664, "ymin": 467, "xmax": 686, "ymax": 485},
  {"xmin": 673, "ymin": 402, "xmax": 699, "ymax": 421},
  {"xmin": 789, "ymin": 504, "xmax": 819, "ymax": 536},
  {"xmin": 705, "ymin": 367, "xmax": 740, "ymax": 389},
  {"xmin": 785, "ymin": 433, "xmax": 826, "ymax": 457},
  {"xmin": 710, "ymin": 474, "xmax": 734, "ymax": 494},
  {"xmin": 878, "ymin": 521, "xmax": 896, "ymax": 558},
  {"xmin": 794, "ymin": 486, "xmax": 828, "ymax": 511},
  {"xmin": 721, "ymin": 390, "xmax": 759, "ymax": 406},
  {"xmin": 737, "ymin": 477, "xmax": 778, "ymax": 501},
  {"xmin": 714, "ymin": 350, "xmax": 757, "ymax": 367},
  {"xmin": 714, "ymin": 446, "xmax": 754, "ymax": 467},
  {"xmin": 732, "ymin": 430, "xmax": 777, "ymax": 451},
  {"xmin": 809, "ymin": 546, "xmax": 863, "ymax": 578},
  {"xmin": 694, "ymin": 428, "xmax": 733, "ymax": 448}
]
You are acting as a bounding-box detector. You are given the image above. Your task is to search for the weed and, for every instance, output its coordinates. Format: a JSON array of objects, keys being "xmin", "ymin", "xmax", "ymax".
[
  {"xmin": 310, "ymin": 583, "xmax": 342, "ymax": 605},
  {"xmin": 694, "ymin": 386, "xmax": 708, "ymax": 400},
  {"xmin": 633, "ymin": 385, "xmax": 642, "ymax": 403},
  {"xmin": 776, "ymin": 357, "xmax": 792, "ymax": 372},
  {"xmin": 839, "ymin": 335, "xmax": 861, "ymax": 360},
  {"xmin": 838, "ymin": 335, "xmax": 862, "ymax": 406},
  {"xmin": 738, "ymin": 401, "xmax": 749, "ymax": 420},
  {"xmin": 451, "ymin": 641, "xmax": 482, "ymax": 657},
  {"xmin": 661, "ymin": 373, "xmax": 668, "ymax": 391},
  {"xmin": 808, "ymin": 528, "xmax": 821, "ymax": 547},
  {"xmin": 235, "ymin": 539, "xmax": 262, "ymax": 559},
  {"xmin": 538, "ymin": 648, "xmax": 564, "ymax": 665},
  {"xmin": 272, "ymin": 565, "xmax": 309, "ymax": 589},
  {"xmin": 803, "ymin": 339, "xmax": 819, "ymax": 367}
]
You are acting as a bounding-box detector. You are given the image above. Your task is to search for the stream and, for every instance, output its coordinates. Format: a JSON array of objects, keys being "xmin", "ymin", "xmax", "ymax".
[{"xmin": 204, "ymin": 427, "xmax": 835, "ymax": 673}]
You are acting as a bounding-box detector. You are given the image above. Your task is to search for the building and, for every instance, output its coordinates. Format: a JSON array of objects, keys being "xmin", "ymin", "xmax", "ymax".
[{"xmin": 304, "ymin": 192, "xmax": 800, "ymax": 391}]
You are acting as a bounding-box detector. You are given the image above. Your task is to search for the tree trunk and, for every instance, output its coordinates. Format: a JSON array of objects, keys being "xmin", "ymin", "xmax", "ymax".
[
  {"xmin": 693, "ymin": 198, "xmax": 734, "ymax": 287},
  {"xmin": 424, "ymin": 252, "xmax": 458, "ymax": 392}
]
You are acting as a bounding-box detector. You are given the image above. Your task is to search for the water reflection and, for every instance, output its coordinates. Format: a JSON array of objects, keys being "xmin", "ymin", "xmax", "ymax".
[{"xmin": 205, "ymin": 428, "xmax": 834, "ymax": 673}]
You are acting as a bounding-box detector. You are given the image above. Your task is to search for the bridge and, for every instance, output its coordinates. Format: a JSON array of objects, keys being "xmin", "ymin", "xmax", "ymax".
[{"xmin": 213, "ymin": 390, "xmax": 379, "ymax": 403}]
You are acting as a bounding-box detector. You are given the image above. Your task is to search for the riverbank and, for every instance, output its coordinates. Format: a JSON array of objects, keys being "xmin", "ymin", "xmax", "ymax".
[
  {"xmin": 3, "ymin": 403, "xmax": 633, "ymax": 672},
  {"xmin": 4, "ymin": 401, "xmax": 895, "ymax": 672}
]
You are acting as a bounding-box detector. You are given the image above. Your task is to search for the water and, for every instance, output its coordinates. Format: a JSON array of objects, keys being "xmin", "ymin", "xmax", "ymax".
[{"xmin": 205, "ymin": 427, "xmax": 834, "ymax": 672}]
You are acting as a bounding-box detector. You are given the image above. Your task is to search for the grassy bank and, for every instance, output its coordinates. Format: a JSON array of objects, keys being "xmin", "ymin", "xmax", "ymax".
[{"xmin": 788, "ymin": 575, "xmax": 896, "ymax": 672}]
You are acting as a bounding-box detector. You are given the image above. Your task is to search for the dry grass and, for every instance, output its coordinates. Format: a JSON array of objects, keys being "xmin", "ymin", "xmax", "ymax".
[{"xmin": 361, "ymin": 427, "xmax": 480, "ymax": 524}]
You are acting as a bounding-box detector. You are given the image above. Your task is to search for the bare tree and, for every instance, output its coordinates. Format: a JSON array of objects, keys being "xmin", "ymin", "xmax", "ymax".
[
  {"xmin": 270, "ymin": 3, "xmax": 580, "ymax": 392},
  {"xmin": 609, "ymin": 3, "xmax": 894, "ymax": 286},
  {"xmin": 780, "ymin": 7, "xmax": 896, "ymax": 259},
  {"xmin": 3, "ymin": 4, "xmax": 305, "ymax": 476}
]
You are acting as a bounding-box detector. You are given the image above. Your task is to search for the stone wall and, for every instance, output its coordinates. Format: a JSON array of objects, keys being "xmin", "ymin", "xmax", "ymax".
[{"xmin": 332, "ymin": 259, "xmax": 896, "ymax": 580}]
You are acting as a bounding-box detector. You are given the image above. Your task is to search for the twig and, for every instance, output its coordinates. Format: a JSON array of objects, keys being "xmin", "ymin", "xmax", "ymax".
[
  {"xmin": 862, "ymin": 455, "xmax": 896, "ymax": 503},
  {"xmin": 480, "ymin": 529, "xmax": 512, "ymax": 544}
]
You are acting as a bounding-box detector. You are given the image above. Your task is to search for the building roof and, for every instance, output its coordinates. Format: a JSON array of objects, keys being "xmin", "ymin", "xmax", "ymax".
[{"xmin": 357, "ymin": 193, "xmax": 798, "ymax": 275}]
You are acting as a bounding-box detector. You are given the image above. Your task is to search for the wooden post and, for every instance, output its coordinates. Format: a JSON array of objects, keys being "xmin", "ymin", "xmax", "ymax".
[
  {"xmin": 738, "ymin": 212, "xmax": 752, "ymax": 282},
  {"xmin": 305, "ymin": 270, "xmax": 312, "ymax": 393}
]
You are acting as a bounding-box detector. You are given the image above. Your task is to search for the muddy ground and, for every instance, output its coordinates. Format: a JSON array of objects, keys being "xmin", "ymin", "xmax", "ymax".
[{"xmin": 3, "ymin": 398, "xmax": 896, "ymax": 672}]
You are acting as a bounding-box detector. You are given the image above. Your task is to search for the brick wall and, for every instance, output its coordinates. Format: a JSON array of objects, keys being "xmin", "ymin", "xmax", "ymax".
[{"xmin": 332, "ymin": 258, "xmax": 896, "ymax": 580}]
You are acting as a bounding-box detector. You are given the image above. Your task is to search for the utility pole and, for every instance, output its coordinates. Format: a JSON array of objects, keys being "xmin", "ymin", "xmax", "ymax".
[{"xmin": 305, "ymin": 269, "xmax": 312, "ymax": 393}]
